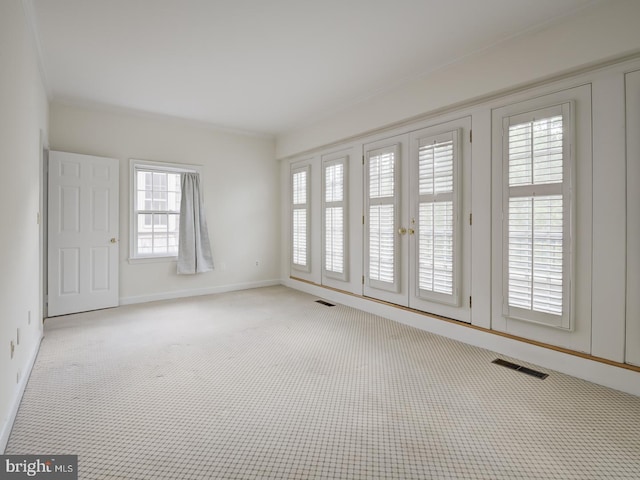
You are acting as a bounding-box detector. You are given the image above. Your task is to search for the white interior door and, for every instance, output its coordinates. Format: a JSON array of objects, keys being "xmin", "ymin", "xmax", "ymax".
[
  {"xmin": 48, "ymin": 151, "xmax": 119, "ymax": 317},
  {"xmin": 626, "ymin": 70, "xmax": 640, "ymax": 366}
]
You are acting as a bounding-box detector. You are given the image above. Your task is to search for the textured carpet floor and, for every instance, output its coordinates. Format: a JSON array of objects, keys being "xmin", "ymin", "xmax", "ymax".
[{"xmin": 6, "ymin": 286, "xmax": 640, "ymax": 479}]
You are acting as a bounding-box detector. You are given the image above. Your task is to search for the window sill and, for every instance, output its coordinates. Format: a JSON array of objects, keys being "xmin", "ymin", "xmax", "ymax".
[{"xmin": 128, "ymin": 256, "xmax": 178, "ymax": 265}]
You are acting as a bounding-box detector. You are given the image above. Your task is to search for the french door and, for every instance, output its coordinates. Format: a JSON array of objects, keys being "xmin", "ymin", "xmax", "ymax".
[{"xmin": 363, "ymin": 117, "xmax": 471, "ymax": 322}]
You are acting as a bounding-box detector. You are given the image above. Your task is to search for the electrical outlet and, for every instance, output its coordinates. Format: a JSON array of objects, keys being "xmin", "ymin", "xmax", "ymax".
[
  {"xmin": 255, "ymin": 260, "xmax": 260, "ymax": 267},
  {"xmin": 10, "ymin": 340, "xmax": 15, "ymax": 359}
]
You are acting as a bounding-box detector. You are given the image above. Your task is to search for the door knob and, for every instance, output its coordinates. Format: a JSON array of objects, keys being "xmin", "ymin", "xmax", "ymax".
[
  {"xmin": 408, "ymin": 228, "xmax": 415, "ymax": 235},
  {"xmin": 398, "ymin": 227, "xmax": 407, "ymax": 235},
  {"xmin": 110, "ymin": 238, "xmax": 117, "ymax": 244}
]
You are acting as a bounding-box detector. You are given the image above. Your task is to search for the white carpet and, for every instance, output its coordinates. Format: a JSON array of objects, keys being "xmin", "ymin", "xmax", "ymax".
[{"xmin": 6, "ymin": 286, "xmax": 640, "ymax": 479}]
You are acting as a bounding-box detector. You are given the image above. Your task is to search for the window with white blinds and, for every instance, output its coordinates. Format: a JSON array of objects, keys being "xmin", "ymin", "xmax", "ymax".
[
  {"xmin": 367, "ymin": 145, "xmax": 399, "ymax": 292},
  {"xmin": 291, "ymin": 164, "xmax": 310, "ymax": 272},
  {"xmin": 416, "ymin": 131, "xmax": 458, "ymax": 303},
  {"xmin": 503, "ymin": 103, "xmax": 572, "ymax": 328},
  {"xmin": 322, "ymin": 156, "xmax": 348, "ymax": 281}
]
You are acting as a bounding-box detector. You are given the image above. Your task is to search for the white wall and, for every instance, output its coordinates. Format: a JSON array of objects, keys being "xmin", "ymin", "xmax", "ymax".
[
  {"xmin": 276, "ymin": 0, "xmax": 640, "ymax": 159},
  {"xmin": 0, "ymin": 0, "xmax": 50, "ymax": 452},
  {"xmin": 50, "ymin": 102, "xmax": 279, "ymax": 304}
]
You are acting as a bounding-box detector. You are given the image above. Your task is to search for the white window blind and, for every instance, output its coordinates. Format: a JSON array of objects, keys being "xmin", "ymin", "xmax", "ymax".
[
  {"xmin": 323, "ymin": 157, "xmax": 347, "ymax": 280},
  {"xmin": 417, "ymin": 134, "xmax": 456, "ymax": 298},
  {"xmin": 291, "ymin": 165, "xmax": 310, "ymax": 271},
  {"xmin": 504, "ymin": 104, "xmax": 571, "ymax": 327},
  {"xmin": 367, "ymin": 146, "xmax": 398, "ymax": 288}
]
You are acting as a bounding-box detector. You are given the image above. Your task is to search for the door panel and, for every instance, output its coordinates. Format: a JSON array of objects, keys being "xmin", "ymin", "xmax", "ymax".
[{"xmin": 48, "ymin": 151, "xmax": 119, "ymax": 316}]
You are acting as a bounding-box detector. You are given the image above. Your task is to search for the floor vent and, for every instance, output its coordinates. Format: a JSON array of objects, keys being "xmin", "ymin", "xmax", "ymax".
[
  {"xmin": 315, "ymin": 300, "xmax": 335, "ymax": 307},
  {"xmin": 492, "ymin": 358, "xmax": 548, "ymax": 379}
]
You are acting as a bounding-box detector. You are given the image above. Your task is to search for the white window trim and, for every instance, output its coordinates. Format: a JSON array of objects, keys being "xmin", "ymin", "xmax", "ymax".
[
  {"xmin": 291, "ymin": 163, "xmax": 311, "ymax": 273},
  {"xmin": 364, "ymin": 143, "xmax": 402, "ymax": 294},
  {"xmin": 321, "ymin": 154, "xmax": 349, "ymax": 282},
  {"xmin": 499, "ymin": 102, "xmax": 575, "ymax": 330},
  {"xmin": 129, "ymin": 159, "xmax": 200, "ymax": 263},
  {"xmin": 412, "ymin": 128, "xmax": 462, "ymax": 307}
]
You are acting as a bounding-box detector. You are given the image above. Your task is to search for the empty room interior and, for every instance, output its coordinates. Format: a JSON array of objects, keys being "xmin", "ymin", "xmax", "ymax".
[{"xmin": 2, "ymin": 0, "xmax": 640, "ymax": 478}]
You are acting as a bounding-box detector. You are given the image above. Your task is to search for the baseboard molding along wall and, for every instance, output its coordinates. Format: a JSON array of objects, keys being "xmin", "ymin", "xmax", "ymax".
[
  {"xmin": 1, "ymin": 333, "xmax": 43, "ymax": 453},
  {"xmin": 119, "ymin": 279, "xmax": 281, "ymax": 306},
  {"xmin": 282, "ymin": 278, "xmax": 640, "ymax": 398}
]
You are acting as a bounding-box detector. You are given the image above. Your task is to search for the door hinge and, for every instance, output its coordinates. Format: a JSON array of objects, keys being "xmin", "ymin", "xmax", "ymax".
[
  {"xmin": 362, "ymin": 215, "xmax": 365, "ymax": 225},
  {"xmin": 469, "ymin": 130, "xmax": 472, "ymax": 143},
  {"xmin": 362, "ymin": 275, "xmax": 365, "ymax": 285},
  {"xmin": 469, "ymin": 296, "xmax": 472, "ymax": 308},
  {"xmin": 469, "ymin": 213, "xmax": 472, "ymax": 226},
  {"xmin": 362, "ymin": 155, "xmax": 365, "ymax": 165}
]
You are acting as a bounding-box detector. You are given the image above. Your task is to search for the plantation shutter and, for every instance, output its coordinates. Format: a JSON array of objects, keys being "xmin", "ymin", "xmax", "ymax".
[
  {"xmin": 291, "ymin": 164, "xmax": 310, "ymax": 272},
  {"xmin": 416, "ymin": 131, "xmax": 457, "ymax": 302},
  {"xmin": 323, "ymin": 157, "xmax": 348, "ymax": 280},
  {"xmin": 503, "ymin": 104, "xmax": 571, "ymax": 328},
  {"xmin": 366, "ymin": 145, "xmax": 400, "ymax": 292}
]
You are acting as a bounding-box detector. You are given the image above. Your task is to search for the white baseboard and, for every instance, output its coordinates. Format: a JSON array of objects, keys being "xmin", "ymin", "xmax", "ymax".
[
  {"xmin": 1, "ymin": 332, "xmax": 43, "ymax": 453},
  {"xmin": 283, "ymin": 278, "xmax": 640, "ymax": 398},
  {"xmin": 119, "ymin": 279, "xmax": 282, "ymax": 306}
]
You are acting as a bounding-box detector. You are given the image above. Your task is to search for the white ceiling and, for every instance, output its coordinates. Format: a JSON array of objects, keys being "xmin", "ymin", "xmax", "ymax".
[{"xmin": 32, "ymin": 0, "xmax": 600, "ymax": 135}]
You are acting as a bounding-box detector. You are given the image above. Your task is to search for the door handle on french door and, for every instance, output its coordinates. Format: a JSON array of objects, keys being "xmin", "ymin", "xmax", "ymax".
[
  {"xmin": 398, "ymin": 227, "xmax": 407, "ymax": 235},
  {"xmin": 110, "ymin": 238, "xmax": 117, "ymax": 244}
]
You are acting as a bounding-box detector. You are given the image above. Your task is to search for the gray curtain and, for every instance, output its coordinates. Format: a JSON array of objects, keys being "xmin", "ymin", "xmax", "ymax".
[{"xmin": 177, "ymin": 172, "xmax": 214, "ymax": 274}]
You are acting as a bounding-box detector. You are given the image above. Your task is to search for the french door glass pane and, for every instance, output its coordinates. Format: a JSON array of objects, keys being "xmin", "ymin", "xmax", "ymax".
[
  {"xmin": 369, "ymin": 152, "xmax": 394, "ymax": 199},
  {"xmin": 419, "ymin": 140, "xmax": 453, "ymax": 195},
  {"xmin": 325, "ymin": 206, "xmax": 344, "ymax": 273},
  {"xmin": 369, "ymin": 204, "xmax": 394, "ymax": 283},
  {"xmin": 419, "ymin": 201, "xmax": 453, "ymax": 294},
  {"xmin": 292, "ymin": 208, "xmax": 307, "ymax": 266},
  {"xmin": 325, "ymin": 164, "xmax": 344, "ymax": 203}
]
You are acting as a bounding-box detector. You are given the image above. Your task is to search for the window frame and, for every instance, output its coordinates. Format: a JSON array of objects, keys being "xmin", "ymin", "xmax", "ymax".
[
  {"xmin": 412, "ymin": 128, "xmax": 462, "ymax": 307},
  {"xmin": 129, "ymin": 159, "xmax": 199, "ymax": 263},
  {"xmin": 500, "ymin": 102, "xmax": 575, "ymax": 330},
  {"xmin": 321, "ymin": 154, "xmax": 349, "ymax": 282},
  {"xmin": 364, "ymin": 143, "xmax": 402, "ymax": 294},
  {"xmin": 291, "ymin": 162, "xmax": 311, "ymax": 273}
]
